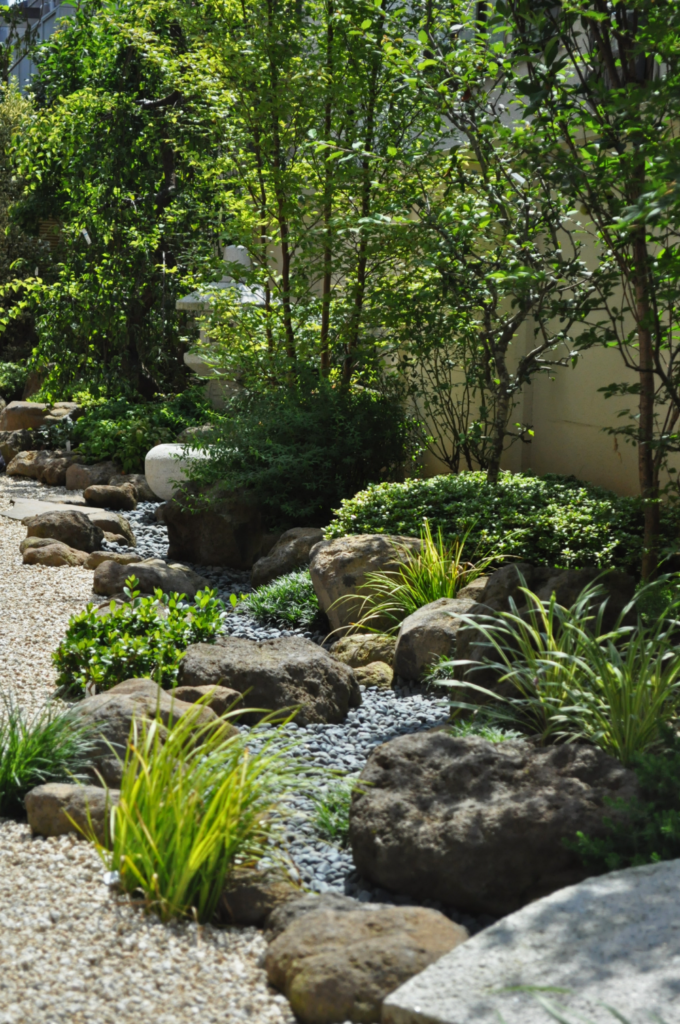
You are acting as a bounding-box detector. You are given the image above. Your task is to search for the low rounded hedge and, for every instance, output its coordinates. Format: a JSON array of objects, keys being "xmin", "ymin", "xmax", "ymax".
[{"xmin": 325, "ymin": 471, "xmax": 680, "ymax": 575}]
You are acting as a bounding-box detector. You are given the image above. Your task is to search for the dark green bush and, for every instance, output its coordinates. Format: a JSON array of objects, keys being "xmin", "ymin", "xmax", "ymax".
[
  {"xmin": 0, "ymin": 361, "xmax": 28, "ymax": 402},
  {"xmin": 70, "ymin": 387, "xmax": 211, "ymax": 473},
  {"xmin": 186, "ymin": 378, "xmax": 421, "ymax": 528},
  {"xmin": 569, "ymin": 732, "xmax": 680, "ymax": 872},
  {"xmin": 325, "ymin": 471, "xmax": 680, "ymax": 575},
  {"xmin": 241, "ymin": 569, "xmax": 322, "ymax": 629},
  {"xmin": 53, "ymin": 578, "xmax": 224, "ymax": 694},
  {"xmin": 0, "ymin": 698, "xmax": 97, "ymax": 817}
]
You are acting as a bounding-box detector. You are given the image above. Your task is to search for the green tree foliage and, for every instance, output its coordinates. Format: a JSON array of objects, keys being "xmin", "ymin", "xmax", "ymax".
[
  {"xmin": 461, "ymin": 0, "xmax": 680, "ymax": 576},
  {"xmin": 7, "ymin": 0, "xmax": 225, "ymax": 397}
]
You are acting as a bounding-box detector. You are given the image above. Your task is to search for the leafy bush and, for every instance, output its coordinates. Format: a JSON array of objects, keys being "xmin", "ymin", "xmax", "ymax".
[
  {"xmin": 570, "ymin": 732, "xmax": 680, "ymax": 872},
  {"xmin": 438, "ymin": 580, "xmax": 680, "ymax": 765},
  {"xmin": 70, "ymin": 388, "xmax": 211, "ymax": 473},
  {"xmin": 325, "ymin": 471, "xmax": 680, "ymax": 576},
  {"xmin": 0, "ymin": 697, "xmax": 96, "ymax": 817},
  {"xmin": 98, "ymin": 706, "xmax": 305, "ymax": 922},
  {"xmin": 240, "ymin": 569, "xmax": 322, "ymax": 629},
  {"xmin": 0, "ymin": 361, "xmax": 28, "ymax": 402},
  {"xmin": 186, "ymin": 377, "xmax": 421, "ymax": 528},
  {"xmin": 339, "ymin": 520, "xmax": 500, "ymax": 634},
  {"xmin": 53, "ymin": 577, "xmax": 224, "ymax": 695}
]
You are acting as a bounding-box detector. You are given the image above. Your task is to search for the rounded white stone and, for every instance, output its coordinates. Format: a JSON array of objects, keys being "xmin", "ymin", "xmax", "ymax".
[{"xmin": 144, "ymin": 443, "xmax": 211, "ymax": 501}]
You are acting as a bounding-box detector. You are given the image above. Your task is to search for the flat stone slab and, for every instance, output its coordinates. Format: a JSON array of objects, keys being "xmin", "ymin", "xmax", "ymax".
[
  {"xmin": 0, "ymin": 497, "xmax": 90, "ymax": 521},
  {"xmin": 383, "ymin": 858, "xmax": 680, "ymax": 1024}
]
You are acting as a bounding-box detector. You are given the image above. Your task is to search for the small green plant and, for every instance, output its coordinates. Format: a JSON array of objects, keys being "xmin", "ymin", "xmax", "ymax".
[
  {"xmin": 0, "ymin": 361, "xmax": 28, "ymax": 402},
  {"xmin": 0, "ymin": 696, "xmax": 96, "ymax": 817},
  {"xmin": 448, "ymin": 715, "xmax": 523, "ymax": 744},
  {"xmin": 53, "ymin": 576, "xmax": 224, "ymax": 694},
  {"xmin": 436, "ymin": 579, "xmax": 680, "ymax": 765},
  {"xmin": 97, "ymin": 705, "xmax": 307, "ymax": 923},
  {"xmin": 569, "ymin": 730, "xmax": 680, "ymax": 872},
  {"xmin": 312, "ymin": 778, "xmax": 356, "ymax": 846},
  {"xmin": 242, "ymin": 569, "xmax": 322, "ymax": 629},
  {"xmin": 337, "ymin": 520, "xmax": 499, "ymax": 635}
]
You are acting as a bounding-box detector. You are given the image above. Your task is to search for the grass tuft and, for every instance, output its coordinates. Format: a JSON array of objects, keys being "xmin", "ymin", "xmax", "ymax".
[{"xmin": 241, "ymin": 569, "xmax": 322, "ymax": 629}]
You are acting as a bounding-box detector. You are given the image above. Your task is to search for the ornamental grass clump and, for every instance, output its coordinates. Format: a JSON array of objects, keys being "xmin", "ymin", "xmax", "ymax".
[
  {"xmin": 0, "ymin": 696, "xmax": 96, "ymax": 817},
  {"xmin": 337, "ymin": 520, "xmax": 499, "ymax": 635},
  {"xmin": 438, "ymin": 578, "xmax": 680, "ymax": 766},
  {"xmin": 53, "ymin": 577, "xmax": 224, "ymax": 695},
  {"xmin": 97, "ymin": 704, "xmax": 306, "ymax": 923}
]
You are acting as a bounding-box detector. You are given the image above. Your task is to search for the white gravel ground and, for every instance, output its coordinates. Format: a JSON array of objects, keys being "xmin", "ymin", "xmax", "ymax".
[
  {"xmin": 0, "ymin": 475, "xmax": 295, "ymax": 1024},
  {"xmin": 0, "ymin": 476, "xmax": 94, "ymax": 715}
]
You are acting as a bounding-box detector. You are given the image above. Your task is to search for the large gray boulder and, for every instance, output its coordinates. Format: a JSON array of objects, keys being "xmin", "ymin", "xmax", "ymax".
[
  {"xmin": 25, "ymin": 783, "xmax": 119, "ymax": 844},
  {"xmin": 23, "ymin": 509, "xmax": 105, "ymax": 553},
  {"xmin": 93, "ymin": 557, "xmax": 210, "ymax": 599},
  {"xmin": 178, "ymin": 636, "xmax": 361, "ymax": 725},
  {"xmin": 251, "ymin": 527, "xmax": 324, "ymax": 588},
  {"xmin": 350, "ymin": 732, "xmax": 638, "ymax": 916},
  {"xmin": 393, "ymin": 597, "xmax": 485, "ymax": 682},
  {"xmin": 383, "ymin": 858, "xmax": 680, "ymax": 1024},
  {"xmin": 309, "ymin": 535, "xmax": 421, "ymax": 634},
  {"xmin": 164, "ymin": 484, "xmax": 264, "ymax": 568},
  {"xmin": 74, "ymin": 678, "xmax": 219, "ymax": 787},
  {"xmin": 265, "ymin": 903, "xmax": 468, "ymax": 1024}
]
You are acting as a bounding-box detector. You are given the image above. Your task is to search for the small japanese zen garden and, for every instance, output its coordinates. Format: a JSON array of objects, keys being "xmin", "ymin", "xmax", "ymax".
[{"xmin": 1, "ymin": 1, "xmax": 680, "ymax": 1022}]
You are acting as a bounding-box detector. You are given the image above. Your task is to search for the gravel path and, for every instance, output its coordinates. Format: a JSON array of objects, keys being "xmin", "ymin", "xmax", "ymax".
[{"xmin": 0, "ymin": 476, "xmax": 294, "ymax": 1024}]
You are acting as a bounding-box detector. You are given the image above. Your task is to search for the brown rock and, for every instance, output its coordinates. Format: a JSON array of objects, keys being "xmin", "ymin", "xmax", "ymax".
[
  {"xmin": 23, "ymin": 541, "xmax": 90, "ymax": 567},
  {"xmin": 0, "ymin": 400, "xmax": 80, "ymax": 431},
  {"xmin": 164, "ymin": 484, "xmax": 264, "ymax": 569},
  {"xmin": 178, "ymin": 636, "xmax": 361, "ymax": 726},
  {"xmin": 86, "ymin": 511, "xmax": 136, "ymax": 547},
  {"xmin": 349, "ymin": 732, "xmax": 639, "ymax": 916},
  {"xmin": 251, "ymin": 527, "xmax": 325, "ymax": 588},
  {"xmin": 20, "ymin": 536, "xmax": 55, "ymax": 554},
  {"xmin": 23, "ymin": 510, "xmax": 105, "ymax": 553},
  {"xmin": 172, "ymin": 684, "xmax": 242, "ymax": 717},
  {"xmin": 75, "ymin": 678, "xmax": 218, "ymax": 787},
  {"xmin": 393, "ymin": 597, "xmax": 484, "ymax": 682},
  {"xmin": 84, "ymin": 484, "xmax": 137, "ymax": 511},
  {"xmin": 330, "ymin": 634, "xmax": 396, "ymax": 669},
  {"xmin": 6, "ymin": 449, "xmax": 53, "ymax": 479},
  {"xmin": 354, "ymin": 662, "xmax": 393, "ymax": 688},
  {"xmin": 93, "ymin": 557, "xmax": 211, "ymax": 599},
  {"xmin": 108, "ymin": 473, "xmax": 158, "ymax": 501},
  {"xmin": 25, "ymin": 783, "xmax": 119, "ymax": 844},
  {"xmin": 309, "ymin": 535, "xmax": 421, "ymax": 634},
  {"xmin": 85, "ymin": 551, "xmax": 144, "ymax": 570},
  {"xmin": 65, "ymin": 461, "xmax": 119, "ymax": 491},
  {"xmin": 266, "ymin": 904, "xmax": 468, "ymax": 1024},
  {"xmin": 0, "ymin": 429, "xmax": 37, "ymax": 464},
  {"xmin": 42, "ymin": 454, "xmax": 78, "ymax": 486},
  {"xmin": 265, "ymin": 893, "xmax": 362, "ymax": 942},
  {"xmin": 218, "ymin": 867, "xmax": 302, "ymax": 927}
]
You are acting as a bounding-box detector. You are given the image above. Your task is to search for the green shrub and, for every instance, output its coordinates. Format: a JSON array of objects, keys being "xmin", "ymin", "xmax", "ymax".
[
  {"xmin": 53, "ymin": 577, "xmax": 224, "ymax": 695},
  {"xmin": 99, "ymin": 706, "xmax": 306, "ymax": 922},
  {"xmin": 438, "ymin": 579, "xmax": 680, "ymax": 765},
  {"xmin": 70, "ymin": 387, "xmax": 211, "ymax": 473},
  {"xmin": 325, "ymin": 471, "xmax": 680, "ymax": 576},
  {"xmin": 569, "ymin": 731, "xmax": 680, "ymax": 872},
  {"xmin": 186, "ymin": 377, "xmax": 421, "ymax": 528},
  {"xmin": 0, "ymin": 697, "xmax": 96, "ymax": 817},
  {"xmin": 0, "ymin": 361, "xmax": 28, "ymax": 402},
  {"xmin": 241, "ymin": 569, "xmax": 322, "ymax": 629}
]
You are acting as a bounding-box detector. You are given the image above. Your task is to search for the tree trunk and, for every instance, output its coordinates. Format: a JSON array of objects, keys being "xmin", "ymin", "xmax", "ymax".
[
  {"xmin": 633, "ymin": 228, "xmax": 660, "ymax": 579},
  {"xmin": 320, "ymin": 0, "xmax": 334, "ymax": 374}
]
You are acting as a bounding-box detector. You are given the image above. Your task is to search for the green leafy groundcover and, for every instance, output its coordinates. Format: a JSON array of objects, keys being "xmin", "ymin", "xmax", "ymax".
[{"xmin": 325, "ymin": 471, "xmax": 680, "ymax": 575}]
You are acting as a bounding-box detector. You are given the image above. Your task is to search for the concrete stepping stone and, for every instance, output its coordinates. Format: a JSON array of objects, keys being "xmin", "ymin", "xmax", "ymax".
[
  {"xmin": 382, "ymin": 858, "xmax": 680, "ymax": 1024},
  {"xmin": 0, "ymin": 497, "xmax": 93, "ymax": 521}
]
